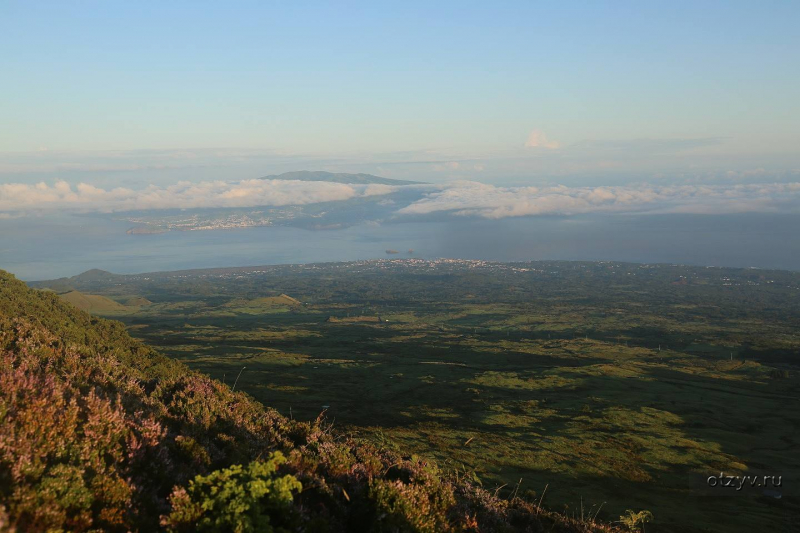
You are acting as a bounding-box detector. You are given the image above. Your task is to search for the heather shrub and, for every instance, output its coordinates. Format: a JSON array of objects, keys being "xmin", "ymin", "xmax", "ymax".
[
  {"xmin": 0, "ymin": 344, "xmax": 164, "ymax": 532},
  {"xmin": 162, "ymin": 452, "xmax": 301, "ymax": 533},
  {"xmin": 366, "ymin": 459, "xmax": 455, "ymax": 533}
]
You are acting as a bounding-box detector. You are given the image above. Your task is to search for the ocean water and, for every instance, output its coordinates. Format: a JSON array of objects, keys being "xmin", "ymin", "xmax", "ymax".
[{"xmin": 1, "ymin": 213, "xmax": 799, "ymax": 281}]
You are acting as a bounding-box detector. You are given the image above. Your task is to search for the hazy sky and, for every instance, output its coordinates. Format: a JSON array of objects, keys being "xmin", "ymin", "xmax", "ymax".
[{"xmin": 1, "ymin": 1, "xmax": 799, "ymax": 187}]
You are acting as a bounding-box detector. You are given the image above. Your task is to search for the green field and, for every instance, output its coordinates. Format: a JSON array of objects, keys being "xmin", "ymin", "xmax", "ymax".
[{"xmin": 39, "ymin": 260, "xmax": 800, "ymax": 532}]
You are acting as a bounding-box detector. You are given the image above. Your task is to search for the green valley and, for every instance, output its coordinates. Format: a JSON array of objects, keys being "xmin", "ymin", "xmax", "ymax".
[
  {"xmin": 34, "ymin": 259, "xmax": 800, "ymax": 532},
  {"xmin": 1, "ymin": 268, "xmax": 608, "ymax": 533}
]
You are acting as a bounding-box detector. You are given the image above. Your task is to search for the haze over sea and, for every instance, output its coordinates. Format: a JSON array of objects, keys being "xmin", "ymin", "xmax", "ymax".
[{"xmin": 2, "ymin": 212, "xmax": 798, "ymax": 281}]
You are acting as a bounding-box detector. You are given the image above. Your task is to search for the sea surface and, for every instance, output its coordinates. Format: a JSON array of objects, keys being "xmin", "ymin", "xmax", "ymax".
[{"xmin": 1, "ymin": 213, "xmax": 799, "ymax": 281}]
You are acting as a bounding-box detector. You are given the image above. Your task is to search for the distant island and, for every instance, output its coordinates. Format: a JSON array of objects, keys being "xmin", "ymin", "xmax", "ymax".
[
  {"xmin": 126, "ymin": 226, "xmax": 167, "ymax": 235},
  {"xmin": 259, "ymin": 170, "xmax": 422, "ymax": 186},
  {"xmin": 115, "ymin": 171, "xmax": 426, "ymax": 234}
]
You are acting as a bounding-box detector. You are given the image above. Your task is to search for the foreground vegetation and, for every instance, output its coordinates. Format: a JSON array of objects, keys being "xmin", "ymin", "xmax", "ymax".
[
  {"xmin": 1, "ymin": 269, "xmax": 621, "ymax": 532},
  {"xmin": 32, "ymin": 260, "xmax": 800, "ymax": 531}
]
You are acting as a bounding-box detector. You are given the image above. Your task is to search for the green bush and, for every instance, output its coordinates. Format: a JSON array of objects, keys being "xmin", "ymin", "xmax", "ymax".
[
  {"xmin": 619, "ymin": 509, "xmax": 653, "ymax": 532},
  {"xmin": 163, "ymin": 452, "xmax": 301, "ymax": 533}
]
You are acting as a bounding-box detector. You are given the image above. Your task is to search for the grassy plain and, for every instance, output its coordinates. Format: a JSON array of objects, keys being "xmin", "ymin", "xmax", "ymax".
[{"xmin": 42, "ymin": 260, "xmax": 800, "ymax": 532}]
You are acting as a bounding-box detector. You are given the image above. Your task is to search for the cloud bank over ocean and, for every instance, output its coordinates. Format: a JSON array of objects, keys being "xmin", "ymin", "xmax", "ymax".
[
  {"xmin": 2, "ymin": 177, "xmax": 799, "ymax": 219},
  {"xmin": 397, "ymin": 181, "xmax": 800, "ymax": 218},
  {"xmin": 0, "ymin": 179, "xmax": 397, "ymax": 213}
]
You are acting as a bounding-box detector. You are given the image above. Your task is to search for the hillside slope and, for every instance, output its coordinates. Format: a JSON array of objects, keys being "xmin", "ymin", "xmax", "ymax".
[
  {"xmin": 0, "ymin": 270, "xmax": 616, "ymax": 532},
  {"xmin": 58, "ymin": 290, "xmax": 129, "ymax": 314}
]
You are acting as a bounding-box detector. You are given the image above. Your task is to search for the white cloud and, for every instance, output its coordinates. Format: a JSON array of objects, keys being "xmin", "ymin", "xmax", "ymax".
[
  {"xmin": 4, "ymin": 175, "xmax": 799, "ymax": 221},
  {"xmin": 0, "ymin": 179, "xmax": 397, "ymax": 214},
  {"xmin": 431, "ymin": 161, "xmax": 462, "ymax": 172},
  {"xmin": 397, "ymin": 181, "xmax": 800, "ymax": 219},
  {"xmin": 524, "ymin": 130, "xmax": 560, "ymax": 149}
]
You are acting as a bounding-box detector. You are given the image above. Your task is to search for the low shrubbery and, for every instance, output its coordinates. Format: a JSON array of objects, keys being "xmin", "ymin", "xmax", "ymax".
[{"xmin": 163, "ymin": 453, "xmax": 301, "ymax": 533}]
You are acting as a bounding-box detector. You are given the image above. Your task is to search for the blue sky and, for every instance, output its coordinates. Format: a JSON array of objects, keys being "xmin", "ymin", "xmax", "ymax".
[{"xmin": 1, "ymin": 1, "xmax": 799, "ymax": 186}]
